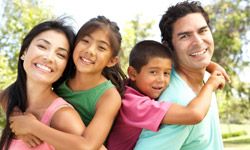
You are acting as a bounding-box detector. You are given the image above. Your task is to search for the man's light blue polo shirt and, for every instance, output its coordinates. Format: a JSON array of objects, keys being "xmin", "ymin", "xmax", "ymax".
[{"xmin": 135, "ymin": 69, "xmax": 224, "ymax": 150}]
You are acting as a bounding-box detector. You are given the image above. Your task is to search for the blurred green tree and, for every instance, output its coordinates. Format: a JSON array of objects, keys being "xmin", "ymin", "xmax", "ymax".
[
  {"xmin": 206, "ymin": 0, "xmax": 250, "ymax": 123},
  {"xmin": 0, "ymin": 0, "xmax": 53, "ymax": 71},
  {"xmin": 0, "ymin": 52, "xmax": 16, "ymax": 90},
  {"xmin": 119, "ymin": 14, "xmax": 155, "ymax": 73},
  {"xmin": 0, "ymin": 0, "xmax": 54, "ymax": 128}
]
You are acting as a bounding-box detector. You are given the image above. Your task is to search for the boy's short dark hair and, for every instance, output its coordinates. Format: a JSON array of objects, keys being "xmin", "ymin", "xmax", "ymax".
[{"xmin": 129, "ymin": 40, "xmax": 173, "ymax": 72}]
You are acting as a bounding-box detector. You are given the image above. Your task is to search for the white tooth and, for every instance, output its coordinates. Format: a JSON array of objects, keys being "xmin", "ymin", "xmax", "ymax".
[
  {"xmin": 81, "ymin": 57, "xmax": 93, "ymax": 64},
  {"xmin": 83, "ymin": 58, "xmax": 92, "ymax": 63},
  {"xmin": 191, "ymin": 49, "xmax": 206, "ymax": 56},
  {"xmin": 36, "ymin": 64, "xmax": 51, "ymax": 72}
]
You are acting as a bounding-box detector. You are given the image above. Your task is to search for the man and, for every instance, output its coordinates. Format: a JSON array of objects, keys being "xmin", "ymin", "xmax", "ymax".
[{"xmin": 135, "ymin": 1, "xmax": 224, "ymax": 150}]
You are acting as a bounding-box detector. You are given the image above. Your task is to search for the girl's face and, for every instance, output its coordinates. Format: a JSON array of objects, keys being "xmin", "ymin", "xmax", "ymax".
[
  {"xmin": 23, "ymin": 30, "xmax": 70, "ymax": 85},
  {"xmin": 129, "ymin": 57, "xmax": 172, "ymax": 99},
  {"xmin": 73, "ymin": 29, "xmax": 118, "ymax": 75}
]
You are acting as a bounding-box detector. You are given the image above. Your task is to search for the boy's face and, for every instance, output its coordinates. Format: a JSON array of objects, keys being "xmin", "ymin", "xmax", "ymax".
[{"xmin": 129, "ymin": 57, "xmax": 172, "ymax": 99}]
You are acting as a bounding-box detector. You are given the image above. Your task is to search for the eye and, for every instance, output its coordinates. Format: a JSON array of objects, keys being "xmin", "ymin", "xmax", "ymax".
[
  {"xmin": 98, "ymin": 46, "xmax": 106, "ymax": 51},
  {"xmin": 37, "ymin": 44, "xmax": 46, "ymax": 50},
  {"xmin": 164, "ymin": 71, "xmax": 171, "ymax": 77},
  {"xmin": 81, "ymin": 39, "xmax": 89, "ymax": 43},
  {"xmin": 56, "ymin": 52, "xmax": 68, "ymax": 59},
  {"xmin": 149, "ymin": 70, "xmax": 157, "ymax": 75},
  {"xmin": 80, "ymin": 37, "xmax": 90, "ymax": 44},
  {"xmin": 200, "ymin": 28, "xmax": 208, "ymax": 34},
  {"xmin": 180, "ymin": 34, "xmax": 189, "ymax": 40}
]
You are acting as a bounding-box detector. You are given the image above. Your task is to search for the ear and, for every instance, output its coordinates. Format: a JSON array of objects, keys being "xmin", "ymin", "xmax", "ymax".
[
  {"xmin": 106, "ymin": 56, "xmax": 119, "ymax": 67},
  {"xmin": 20, "ymin": 50, "xmax": 27, "ymax": 60},
  {"xmin": 127, "ymin": 66, "xmax": 137, "ymax": 81}
]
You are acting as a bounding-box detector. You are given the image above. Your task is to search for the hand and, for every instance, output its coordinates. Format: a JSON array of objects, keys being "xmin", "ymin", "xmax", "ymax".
[
  {"xmin": 206, "ymin": 71, "xmax": 226, "ymax": 90},
  {"xmin": 10, "ymin": 106, "xmax": 23, "ymax": 116},
  {"xmin": 17, "ymin": 134, "xmax": 43, "ymax": 148},
  {"xmin": 10, "ymin": 113, "xmax": 37, "ymax": 135},
  {"xmin": 206, "ymin": 61, "xmax": 230, "ymax": 83}
]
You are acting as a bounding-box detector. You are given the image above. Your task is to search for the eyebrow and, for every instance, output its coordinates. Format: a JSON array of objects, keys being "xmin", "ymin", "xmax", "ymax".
[
  {"xmin": 177, "ymin": 25, "xmax": 208, "ymax": 36},
  {"xmin": 99, "ymin": 40, "xmax": 110, "ymax": 47},
  {"xmin": 86, "ymin": 35, "xmax": 111, "ymax": 47},
  {"xmin": 148, "ymin": 66, "xmax": 172, "ymax": 70},
  {"xmin": 199, "ymin": 26, "xmax": 209, "ymax": 31},
  {"xmin": 37, "ymin": 39, "xmax": 69, "ymax": 52}
]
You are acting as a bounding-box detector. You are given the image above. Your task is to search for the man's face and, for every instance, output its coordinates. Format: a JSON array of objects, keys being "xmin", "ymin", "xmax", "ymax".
[{"xmin": 171, "ymin": 13, "xmax": 214, "ymax": 71}]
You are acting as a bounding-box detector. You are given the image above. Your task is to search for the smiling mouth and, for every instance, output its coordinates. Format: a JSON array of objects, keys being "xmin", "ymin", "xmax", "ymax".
[
  {"xmin": 152, "ymin": 86, "xmax": 163, "ymax": 91},
  {"xmin": 35, "ymin": 63, "xmax": 52, "ymax": 72},
  {"xmin": 80, "ymin": 56, "xmax": 95, "ymax": 64},
  {"xmin": 190, "ymin": 48, "xmax": 208, "ymax": 56}
]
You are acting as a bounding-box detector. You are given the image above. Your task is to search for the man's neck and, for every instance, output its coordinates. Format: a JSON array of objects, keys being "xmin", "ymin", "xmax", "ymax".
[{"xmin": 176, "ymin": 67, "xmax": 206, "ymax": 94}]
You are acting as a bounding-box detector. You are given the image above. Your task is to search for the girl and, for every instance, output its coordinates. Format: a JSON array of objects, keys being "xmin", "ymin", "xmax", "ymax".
[
  {"xmin": 0, "ymin": 19, "xmax": 85, "ymax": 150},
  {"xmin": 9, "ymin": 16, "xmax": 127, "ymax": 150}
]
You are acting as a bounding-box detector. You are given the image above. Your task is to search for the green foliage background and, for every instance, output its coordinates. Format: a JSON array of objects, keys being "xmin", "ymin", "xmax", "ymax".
[
  {"xmin": 207, "ymin": 0, "xmax": 250, "ymax": 124},
  {"xmin": 0, "ymin": 0, "xmax": 53, "ymax": 127}
]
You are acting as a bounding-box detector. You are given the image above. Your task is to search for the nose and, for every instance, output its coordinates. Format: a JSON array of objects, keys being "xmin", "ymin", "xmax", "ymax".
[
  {"xmin": 192, "ymin": 33, "xmax": 203, "ymax": 45},
  {"xmin": 86, "ymin": 43, "xmax": 96, "ymax": 56},
  {"xmin": 43, "ymin": 50, "xmax": 54, "ymax": 62},
  {"xmin": 157, "ymin": 73, "xmax": 165, "ymax": 82}
]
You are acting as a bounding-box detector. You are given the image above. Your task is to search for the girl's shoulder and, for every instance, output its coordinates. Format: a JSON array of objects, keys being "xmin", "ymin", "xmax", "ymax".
[{"xmin": 97, "ymin": 86, "xmax": 121, "ymax": 107}]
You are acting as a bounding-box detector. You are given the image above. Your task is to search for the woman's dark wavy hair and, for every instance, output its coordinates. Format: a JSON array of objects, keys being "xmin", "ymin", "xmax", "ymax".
[
  {"xmin": 159, "ymin": 1, "xmax": 210, "ymax": 51},
  {"xmin": 73, "ymin": 16, "xmax": 127, "ymax": 96},
  {"xmin": 0, "ymin": 19, "xmax": 75, "ymax": 150}
]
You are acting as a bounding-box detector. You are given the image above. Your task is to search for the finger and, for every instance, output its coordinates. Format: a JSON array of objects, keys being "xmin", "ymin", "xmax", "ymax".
[
  {"xmin": 11, "ymin": 128, "xmax": 15, "ymax": 134},
  {"xmin": 216, "ymin": 72, "xmax": 222, "ymax": 76},
  {"xmin": 10, "ymin": 125, "xmax": 17, "ymax": 135},
  {"xmin": 26, "ymin": 140, "xmax": 36, "ymax": 148},
  {"xmin": 212, "ymin": 70, "xmax": 220, "ymax": 76},
  {"xmin": 9, "ymin": 116, "xmax": 17, "ymax": 122},
  {"xmin": 9, "ymin": 121, "xmax": 14, "ymax": 130},
  {"xmin": 9, "ymin": 116, "xmax": 17, "ymax": 125},
  {"xmin": 221, "ymin": 71, "xmax": 231, "ymax": 83},
  {"xmin": 28, "ymin": 134, "xmax": 43, "ymax": 146},
  {"xmin": 11, "ymin": 107, "xmax": 23, "ymax": 116},
  {"xmin": 218, "ymin": 78, "xmax": 226, "ymax": 89}
]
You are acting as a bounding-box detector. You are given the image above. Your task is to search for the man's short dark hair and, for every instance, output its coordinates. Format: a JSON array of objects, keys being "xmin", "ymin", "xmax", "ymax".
[{"xmin": 159, "ymin": 1, "xmax": 210, "ymax": 50}]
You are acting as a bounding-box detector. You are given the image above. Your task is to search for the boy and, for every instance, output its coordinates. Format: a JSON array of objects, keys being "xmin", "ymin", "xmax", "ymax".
[{"xmin": 106, "ymin": 40, "xmax": 225, "ymax": 150}]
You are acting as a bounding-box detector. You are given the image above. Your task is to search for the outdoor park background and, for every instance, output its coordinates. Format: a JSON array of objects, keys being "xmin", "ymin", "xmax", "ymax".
[{"xmin": 0, "ymin": 0, "xmax": 249, "ymax": 149}]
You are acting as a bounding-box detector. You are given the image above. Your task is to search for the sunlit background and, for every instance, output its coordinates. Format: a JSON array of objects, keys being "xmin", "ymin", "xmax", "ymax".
[{"xmin": 0, "ymin": 0, "xmax": 249, "ymax": 149}]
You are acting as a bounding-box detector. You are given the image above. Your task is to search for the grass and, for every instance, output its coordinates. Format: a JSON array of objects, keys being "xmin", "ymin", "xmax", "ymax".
[{"xmin": 221, "ymin": 123, "xmax": 250, "ymax": 150}]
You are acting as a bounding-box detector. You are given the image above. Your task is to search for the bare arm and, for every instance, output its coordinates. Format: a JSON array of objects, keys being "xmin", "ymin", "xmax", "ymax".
[
  {"xmin": 81, "ymin": 87, "xmax": 121, "ymax": 149},
  {"xmin": 10, "ymin": 88, "xmax": 120, "ymax": 150},
  {"xmin": 10, "ymin": 107, "xmax": 87, "ymax": 150},
  {"xmin": 161, "ymin": 71, "xmax": 226, "ymax": 125},
  {"xmin": 207, "ymin": 61, "xmax": 230, "ymax": 82}
]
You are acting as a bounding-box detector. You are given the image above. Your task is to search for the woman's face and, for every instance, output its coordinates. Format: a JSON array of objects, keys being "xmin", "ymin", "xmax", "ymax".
[{"xmin": 22, "ymin": 30, "xmax": 70, "ymax": 85}]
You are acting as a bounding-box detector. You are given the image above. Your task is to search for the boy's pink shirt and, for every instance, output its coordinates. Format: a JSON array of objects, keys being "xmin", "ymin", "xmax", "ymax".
[{"xmin": 107, "ymin": 86, "xmax": 172, "ymax": 150}]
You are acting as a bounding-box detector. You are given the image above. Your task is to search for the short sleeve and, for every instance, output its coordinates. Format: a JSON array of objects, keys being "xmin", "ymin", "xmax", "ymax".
[{"xmin": 120, "ymin": 87, "xmax": 172, "ymax": 132}]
